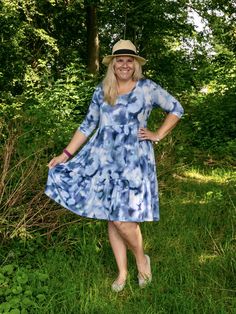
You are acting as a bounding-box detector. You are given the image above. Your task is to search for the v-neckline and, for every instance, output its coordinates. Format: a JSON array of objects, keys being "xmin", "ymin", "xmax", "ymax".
[{"xmin": 117, "ymin": 80, "xmax": 139, "ymax": 97}]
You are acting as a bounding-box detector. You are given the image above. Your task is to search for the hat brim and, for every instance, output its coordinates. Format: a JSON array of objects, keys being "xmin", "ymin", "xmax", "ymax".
[{"xmin": 102, "ymin": 54, "xmax": 147, "ymax": 66}]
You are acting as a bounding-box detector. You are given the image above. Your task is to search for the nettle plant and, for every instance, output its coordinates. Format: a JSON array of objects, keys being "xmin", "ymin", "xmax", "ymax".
[{"xmin": 0, "ymin": 264, "xmax": 49, "ymax": 313}]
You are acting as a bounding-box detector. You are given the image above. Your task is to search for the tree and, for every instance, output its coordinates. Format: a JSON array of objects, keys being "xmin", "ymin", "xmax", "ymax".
[{"xmin": 85, "ymin": 1, "xmax": 99, "ymax": 74}]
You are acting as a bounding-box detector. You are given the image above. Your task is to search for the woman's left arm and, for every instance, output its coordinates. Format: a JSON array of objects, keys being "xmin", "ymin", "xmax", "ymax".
[
  {"xmin": 138, "ymin": 81, "xmax": 184, "ymax": 143},
  {"xmin": 138, "ymin": 113, "xmax": 180, "ymax": 142}
]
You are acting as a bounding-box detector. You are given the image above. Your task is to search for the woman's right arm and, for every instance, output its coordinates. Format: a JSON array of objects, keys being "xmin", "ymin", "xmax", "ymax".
[
  {"xmin": 48, "ymin": 86, "xmax": 101, "ymax": 169},
  {"xmin": 47, "ymin": 130, "xmax": 87, "ymax": 169}
]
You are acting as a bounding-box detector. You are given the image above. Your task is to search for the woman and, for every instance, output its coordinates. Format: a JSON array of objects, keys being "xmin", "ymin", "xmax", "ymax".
[{"xmin": 45, "ymin": 39, "xmax": 184, "ymax": 292}]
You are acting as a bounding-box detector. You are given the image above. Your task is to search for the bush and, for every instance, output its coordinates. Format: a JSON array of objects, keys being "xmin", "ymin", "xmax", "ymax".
[
  {"xmin": 0, "ymin": 61, "xmax": 99, "ymax": 157},
  {"xmin": 185, "ymin": 87, "xmax": 236, "ymax": 158}
]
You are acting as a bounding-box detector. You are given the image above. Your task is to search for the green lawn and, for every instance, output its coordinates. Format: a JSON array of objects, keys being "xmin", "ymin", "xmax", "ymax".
[{"xmin": 1, "ymin": 165, "xmax": 235, "ymax": 314}]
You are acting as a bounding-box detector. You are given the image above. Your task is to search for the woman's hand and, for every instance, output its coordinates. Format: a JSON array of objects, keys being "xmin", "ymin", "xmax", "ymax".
[
  {"xmin": 138, "ymin": 128, "xmax": 161, "ymax": 143},
  {"xmin": 47, "ymin": 153, "xmax": 69, "ymax": 169}
]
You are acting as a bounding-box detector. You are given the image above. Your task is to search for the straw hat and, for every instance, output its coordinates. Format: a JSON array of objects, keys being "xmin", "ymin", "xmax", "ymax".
[{"xmin": 102, "ymin": 39, "xmax": 147, "ymax": 66}]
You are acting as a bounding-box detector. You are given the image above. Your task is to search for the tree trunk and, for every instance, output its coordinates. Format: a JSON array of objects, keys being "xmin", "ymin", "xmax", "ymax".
[{"xmin": 86, "ymin": 3, "xmax": 99, "ymax": 74}]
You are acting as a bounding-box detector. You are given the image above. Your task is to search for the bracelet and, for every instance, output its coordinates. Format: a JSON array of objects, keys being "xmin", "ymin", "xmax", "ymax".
[{"xmin": 63, "ymin": 148, "xmax": 73, "ymax": 158}]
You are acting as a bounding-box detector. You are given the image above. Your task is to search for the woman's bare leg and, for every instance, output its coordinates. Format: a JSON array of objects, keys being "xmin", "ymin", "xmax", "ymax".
[
  {"xmin": 112, "ymin": 221, "xmax": 151, "ymax": 278},
  {"xmin": 108, "ymin": 221, "xmax": 128, "ymax": 284}
]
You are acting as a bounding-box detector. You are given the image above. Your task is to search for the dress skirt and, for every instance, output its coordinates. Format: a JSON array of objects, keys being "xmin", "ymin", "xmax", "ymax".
[{"xmin": 45, "ymin": 122, "xmax": 159, "ymax": 222}]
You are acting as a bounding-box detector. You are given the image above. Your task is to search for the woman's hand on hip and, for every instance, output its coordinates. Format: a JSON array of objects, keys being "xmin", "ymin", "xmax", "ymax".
[
  {"xmin": 47, "ymin": 153, "xmax": 69, "ymax": 169},
  {"xmin": 138, "ymin": 128, "xmax": 161, "ymax": 143}
]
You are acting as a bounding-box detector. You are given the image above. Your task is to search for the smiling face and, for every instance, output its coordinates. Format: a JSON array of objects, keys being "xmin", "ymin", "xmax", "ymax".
[{"xmin": 114, "ymin": 56, "xmax": 135, "ymax": 82}]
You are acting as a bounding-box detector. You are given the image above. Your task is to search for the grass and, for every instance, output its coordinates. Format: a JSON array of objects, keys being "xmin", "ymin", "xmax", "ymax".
[{"xmin": 1, "ymin": 163, "xmax": 235, "ymax": 313}]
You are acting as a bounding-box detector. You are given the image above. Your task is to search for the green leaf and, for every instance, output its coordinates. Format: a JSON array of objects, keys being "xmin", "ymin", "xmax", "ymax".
[
  {"xmin": 16, "ymin": 272, "xmax": 28, "ymax": 285},
  {"xmin": 36, "ymin": 294, "xmax": 46, "ymax": 301},
  {"xmin": 9, "ymin": 309, "xmax": 21, "ymax": 314},
  {"xmin": 1, "ymin": 265, "xmax": 14, "ymax": 275},
  {"xmin": 37, "ymin": 273, "xmax": 49, "ymax": 281},
  {"xmin": 0, "ymin": 302, "xmax": 11, "ymax": 312},
  {"xmin": 22, "ymin": 296, "xmax": 33, "ymax": 306}
]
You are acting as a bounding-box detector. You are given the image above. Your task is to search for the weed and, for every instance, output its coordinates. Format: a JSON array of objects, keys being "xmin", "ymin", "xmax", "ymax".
[{"xmin": 0, "ymin": 263, "xmax": 49, "ymax": 313}]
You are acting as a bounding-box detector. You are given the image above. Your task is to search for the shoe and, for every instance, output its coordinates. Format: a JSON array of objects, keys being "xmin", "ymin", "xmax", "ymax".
[
  {"xmin": 111, "ymin": 279, "xmax": 126, "ymax": 292},
  {"xmin": 138, "ymin": 254, "xmax": 152, "ymax": 288}
]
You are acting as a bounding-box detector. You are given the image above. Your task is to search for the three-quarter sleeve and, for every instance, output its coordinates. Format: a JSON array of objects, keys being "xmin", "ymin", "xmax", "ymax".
[
  {"xmin": 77, "ymin": 86, "xmax": 101, "ymax": 137},
  {"xmin": 150, "ymin": 80, "xmax": 184, "ymax": 118}
]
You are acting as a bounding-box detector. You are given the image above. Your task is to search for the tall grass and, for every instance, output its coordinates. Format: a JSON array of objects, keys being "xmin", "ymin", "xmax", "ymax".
[
  {"xmin": 0, "ymin": 125, "xmax": 82, "ymax": 241},
  {"xmin": 41, "ymin": 164, "xmax": 235, "ymax": 314},
  {"xmin": 1, "ymin": 163, "xmax": 235, "ymax": 313},
  {"xmin": 0, "ymin": 124, "xmax": 235, "ymax": 313}
]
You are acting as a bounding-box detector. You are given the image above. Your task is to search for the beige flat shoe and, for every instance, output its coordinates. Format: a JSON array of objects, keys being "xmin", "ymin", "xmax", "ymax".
[
  {"xmin": 111, "ymin": 279, "xmax": 126, "ymax": 292},
  {"xmin": 138, "ymin": 254, "xmax": 152, "ymax": 288}
]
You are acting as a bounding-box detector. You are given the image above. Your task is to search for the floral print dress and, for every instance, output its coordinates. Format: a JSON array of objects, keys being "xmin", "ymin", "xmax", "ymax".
[{"xmin": 45, "ymin": 79, "xmax": 184, "ymax": 222}]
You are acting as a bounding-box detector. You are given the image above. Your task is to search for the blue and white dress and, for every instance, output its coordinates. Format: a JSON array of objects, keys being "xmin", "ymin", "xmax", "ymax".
[{"xmin": 45, "ymin": 79, "xmax": 184, "ymax": 222}]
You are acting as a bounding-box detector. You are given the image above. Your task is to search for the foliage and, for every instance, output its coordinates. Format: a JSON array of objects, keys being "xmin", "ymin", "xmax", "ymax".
[
  {"xmin": 0, "ymin": 61, "xmax": 98, "ymax": 157},
  {"xmin": 0, "ymin": 0, "xmax": 58, "ymax": 94},
  {"xmin": 0, "ymin": 263, "xmax": 49, "ymax": 313},
  {"xmin": 184, "ymin": 87, "xmax": 236, "ymax": 158},
  {"xmin": 0, "ymin": 126, "xmax": 81, "ymax": 241}
]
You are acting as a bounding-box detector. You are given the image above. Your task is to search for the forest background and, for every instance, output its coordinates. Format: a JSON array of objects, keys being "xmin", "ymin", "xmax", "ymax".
[{"xmin": 0, "ymin": 0, "xmax": 235, "ymax": 313}]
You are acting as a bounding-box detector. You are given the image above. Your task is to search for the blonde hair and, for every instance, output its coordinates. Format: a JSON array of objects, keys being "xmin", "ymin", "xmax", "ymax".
[{"xmin": 102, "ymin": 58, "xmax": 143, "ymax": 105}]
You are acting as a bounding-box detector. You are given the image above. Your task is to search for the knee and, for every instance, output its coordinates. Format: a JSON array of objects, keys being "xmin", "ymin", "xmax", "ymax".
[
  {"xmin": 113, "ymin": 221, "xmax": 137, "ymax": 233},
  {"xmin": 113, "ymin": 221, "xmax": 130, "ymax": 234},
  {"xmin": 113, "ymin": 221, "xmax": 124, "ymax": 230}
]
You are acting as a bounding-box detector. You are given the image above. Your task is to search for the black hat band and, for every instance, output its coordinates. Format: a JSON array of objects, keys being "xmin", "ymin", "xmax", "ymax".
[{"xmin": 113, "ymin": 49, "xmax": 137, "ymax": 56}]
